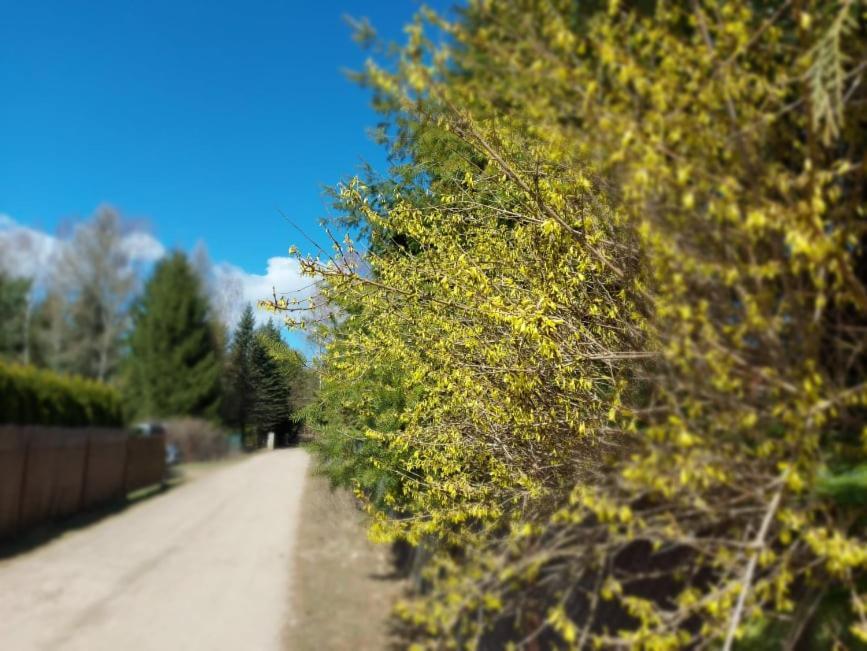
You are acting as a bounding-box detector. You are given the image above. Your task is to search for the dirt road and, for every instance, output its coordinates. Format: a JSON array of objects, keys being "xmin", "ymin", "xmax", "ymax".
[{"xmin": 0, "ymin": 449, "xmax": 309, "ymax": 651}]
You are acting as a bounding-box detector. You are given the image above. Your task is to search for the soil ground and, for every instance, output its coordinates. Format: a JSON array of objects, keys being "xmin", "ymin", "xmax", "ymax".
[{"xmin": 284, "ymin": 465, "xmax": 405, "ymax": 651}]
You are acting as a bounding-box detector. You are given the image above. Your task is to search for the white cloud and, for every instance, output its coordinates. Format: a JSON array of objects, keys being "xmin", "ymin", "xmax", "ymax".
[
  {"xmin": 0, "ymin": 213, "xmax": 62, "ymax": 282},
  {"xmin": 121, "ymin": 231, "xmax": 166, "ymax": 263},
  {"xmin": 0, "ymin": 214, "xmax": 167, "ymax": 284},
  {"xmin": 0, "ymin": 214, "xmax": 312, "ymax": 335},
  {"xmin": 212, "ymin": 256, "xmax": 312, "ymax": 329}
]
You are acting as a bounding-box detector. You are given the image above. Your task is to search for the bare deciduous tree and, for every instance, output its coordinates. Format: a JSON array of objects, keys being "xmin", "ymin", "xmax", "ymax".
[{"xmin": 54, "ymin": 206, "xmax": 137, "ymax": 380}]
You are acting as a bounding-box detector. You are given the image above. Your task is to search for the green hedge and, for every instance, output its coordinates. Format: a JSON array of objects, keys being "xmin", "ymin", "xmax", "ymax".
[{"xmin": 0, "ymin": 361, "xmax": 124, "ymax": 427}]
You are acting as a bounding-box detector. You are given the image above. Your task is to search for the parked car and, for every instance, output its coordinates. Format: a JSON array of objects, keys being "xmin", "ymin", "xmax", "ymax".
[
  {"xmin": 164, "ymin": 441, "xmax": 181, "ymax": 466},
  {"xmin": 131, "ymin": 422, "xmax": 180, "ymax": 466},
  {"xmin": 131, "ymin": 422, "xmax": 166, "ymax": 437}
]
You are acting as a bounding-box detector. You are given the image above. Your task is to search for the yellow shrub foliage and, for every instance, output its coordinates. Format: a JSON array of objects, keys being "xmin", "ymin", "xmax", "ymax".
[{"xmin": 275, "ymin": 1, "xmax": 867, "ymax": 647}]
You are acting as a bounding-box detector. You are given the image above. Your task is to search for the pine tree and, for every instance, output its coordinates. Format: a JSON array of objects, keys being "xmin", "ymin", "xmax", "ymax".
[
  {"xmin": 248, "ymin": 322, "xmax": 291, "ymax": 445},
  {"xmin": 125, "ymin": 252, "xmax": 222, "ymax": 420},
  {"xmin": 223, "ymin": 304, "xmax": 256, "ymax": 445}
]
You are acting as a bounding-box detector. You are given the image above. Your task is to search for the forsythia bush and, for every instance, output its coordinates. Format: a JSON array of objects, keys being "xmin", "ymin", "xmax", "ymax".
[
  {"xmin": 276, "ymin": 1, "xmax": 867, "ymax": 647},
  {"xmin": 0, "ymin": 361, "xmax": 124, "ymax": 427}
]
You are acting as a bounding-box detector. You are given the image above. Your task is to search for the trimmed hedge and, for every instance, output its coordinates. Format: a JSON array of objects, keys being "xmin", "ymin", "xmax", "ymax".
[{"xmin": 0, "ymin": 361, "xmax": 124, "ymax": 427}]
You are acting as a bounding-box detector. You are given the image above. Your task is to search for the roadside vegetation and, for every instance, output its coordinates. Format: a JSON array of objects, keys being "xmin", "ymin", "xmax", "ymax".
[
  {"xmin": 0, "ymin": 360, "xmax": 123, "ymax": 427},
  {"xmin": 0, "ymin": 209, "xmax": 312, "ymax": 442},
  {"xmin": 275, "ymin": 1, "xmax": 867, "ymax": 648}
]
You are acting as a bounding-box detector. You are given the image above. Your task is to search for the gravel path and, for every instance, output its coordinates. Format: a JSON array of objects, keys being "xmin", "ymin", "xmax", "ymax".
[{"xmin": 0, "ymin": 449, "xmax": 309, "ymax": 651}]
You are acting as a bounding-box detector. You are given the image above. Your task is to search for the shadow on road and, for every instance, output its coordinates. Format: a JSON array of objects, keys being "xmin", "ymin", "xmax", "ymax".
[{"xmin": 0, "ymin": 477, "xmax": 179, "ymax": 560}]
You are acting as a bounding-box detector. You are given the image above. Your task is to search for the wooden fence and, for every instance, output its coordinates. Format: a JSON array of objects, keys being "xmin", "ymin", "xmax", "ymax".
[{"xmin": 0, "ymin": 426, "xmax": 166, "ymax": 539}]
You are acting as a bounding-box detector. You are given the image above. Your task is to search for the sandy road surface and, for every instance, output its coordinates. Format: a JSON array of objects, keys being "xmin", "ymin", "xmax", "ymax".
[{"xmin": 0, "ymin": 449, "xmax": 309, "ymax": 651}]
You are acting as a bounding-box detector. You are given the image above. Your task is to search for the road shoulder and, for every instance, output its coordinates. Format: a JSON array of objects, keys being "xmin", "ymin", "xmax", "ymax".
[{"xmin": 285, "ymin": 461, "xmax": 404, "ymax": 651}]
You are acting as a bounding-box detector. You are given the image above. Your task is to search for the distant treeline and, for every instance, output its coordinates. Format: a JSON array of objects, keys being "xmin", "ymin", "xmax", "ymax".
[{"xmin": 0, "ymin": 209, "xmax": 313, "ymax": 441}]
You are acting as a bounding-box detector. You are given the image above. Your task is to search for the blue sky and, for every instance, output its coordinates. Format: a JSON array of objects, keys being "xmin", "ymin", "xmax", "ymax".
[{"xmin": 0, "ymin": 0, "xmax": 453, "ymax": 347}]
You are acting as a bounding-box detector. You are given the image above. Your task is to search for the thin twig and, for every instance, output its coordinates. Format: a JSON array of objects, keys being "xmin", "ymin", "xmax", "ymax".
[{"xmin": 721, "ymin": 470, "xmax": 789, "ymax": 651}]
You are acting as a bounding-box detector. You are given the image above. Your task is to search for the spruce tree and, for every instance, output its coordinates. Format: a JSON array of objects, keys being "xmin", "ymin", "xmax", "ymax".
[
  {"xmin": 249, "ymin": 322, "xmax": 291, "ymax": 444},
  {"xmin": 126, "ymin": 252, "xmax": 222, "ymax": 420},
  {"xmin": 223, "ymin": 304, "xmax": 256, "ymax": 445}
]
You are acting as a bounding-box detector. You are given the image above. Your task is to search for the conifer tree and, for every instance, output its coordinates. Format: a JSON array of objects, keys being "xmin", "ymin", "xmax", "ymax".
[
  {"xmin": 125, "ymin": 252, "xmax": 222, "ymax": 420},
  {"xmin": 248, "ymin": 321, "xmax": 291, "ymax": 444},
  {"xmin": 223, "ymin": 304, "xmax": 256, "ymax": 446}
]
